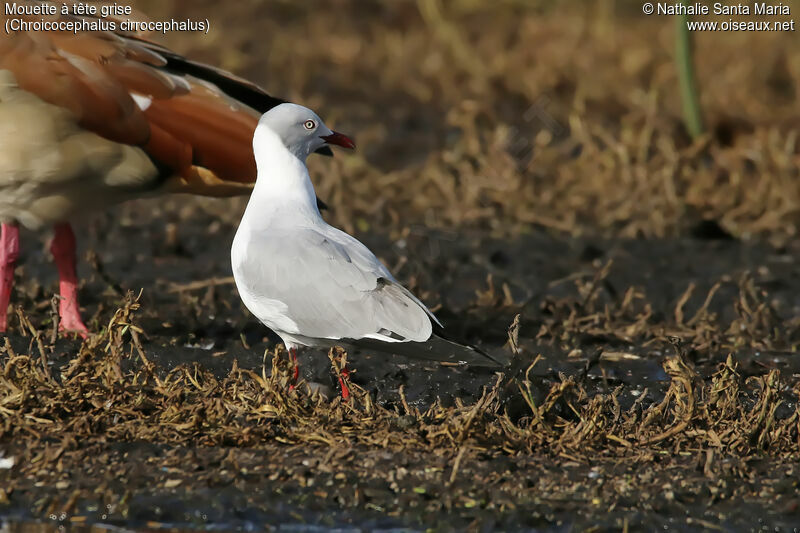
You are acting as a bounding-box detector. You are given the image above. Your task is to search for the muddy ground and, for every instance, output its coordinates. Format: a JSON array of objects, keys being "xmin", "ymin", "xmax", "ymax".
[
  {"xmin": 2, "ymin": 206, "xmax": 799, "ymax": 531},
  {"xmin": 2, "ymin": 0, "xmax": 800, "ymax": 531}
]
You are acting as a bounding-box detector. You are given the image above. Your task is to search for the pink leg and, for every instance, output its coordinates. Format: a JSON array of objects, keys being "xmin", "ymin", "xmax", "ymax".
[
  {"xmin": 288, "ymin": 347, "xmax": 299, "ymax": 391},
  {"xmin": 50, "ymin": 223, "xmax": 88, "ymax": 338},
  {"xmin": 0, "ymin": 223, "xmax": 20, "ymax": 333}
]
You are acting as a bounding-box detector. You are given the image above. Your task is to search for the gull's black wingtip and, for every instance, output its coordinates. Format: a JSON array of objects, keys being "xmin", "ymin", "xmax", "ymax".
[
  {"xmin": 455, "ymin": 337, "xmax": 504, "ymax": 368},
  {"xmin": 431, "ymin": 324, "xmax": 504, "ymax": 368},
  {"xmin": 346, "ymin": 334, "xmax": 506, "ymax": 369}
]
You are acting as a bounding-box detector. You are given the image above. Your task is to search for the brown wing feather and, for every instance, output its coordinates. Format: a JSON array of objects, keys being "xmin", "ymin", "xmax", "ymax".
[
  {"xmin": 0, "ymin": 2, "xmax": 264, "ymax": 192},
  {"xmin": 145, "ymin": 85, "xmax": 258, "ymax": 182},
  {"xmin": 144, "ymin": 123, "xmax": 193, "ymax": 177},
  {"xmin": 0, "ymin": 17, "xmax": 151, "ymax": 145}
]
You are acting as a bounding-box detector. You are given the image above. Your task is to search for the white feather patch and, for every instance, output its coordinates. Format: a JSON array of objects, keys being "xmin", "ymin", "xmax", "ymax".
[{"xmin": 130, "ymin": 93, "xmax": 152, "ymax": 111}]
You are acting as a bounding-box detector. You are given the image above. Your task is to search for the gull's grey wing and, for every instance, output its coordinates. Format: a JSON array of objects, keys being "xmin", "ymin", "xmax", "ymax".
[{"xmin": 235, "ymin": 226, "xmax": 439, "ymax": 343}]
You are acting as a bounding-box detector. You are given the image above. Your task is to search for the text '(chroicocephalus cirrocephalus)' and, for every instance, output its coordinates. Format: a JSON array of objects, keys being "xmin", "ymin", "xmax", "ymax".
[{"xmin": 231, "ymin": 103, "xmax": 500, "ymax": 399}]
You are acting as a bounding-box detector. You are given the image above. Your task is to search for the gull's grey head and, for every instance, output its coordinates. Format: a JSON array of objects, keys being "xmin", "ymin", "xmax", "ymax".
[{"xmin": 255, "ymin": 103, "xmax": 355, "ymax": 160}]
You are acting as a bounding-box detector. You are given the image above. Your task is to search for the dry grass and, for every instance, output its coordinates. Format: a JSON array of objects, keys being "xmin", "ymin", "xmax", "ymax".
[
  {"xmin": 2, "ymin": 268, "xmax": 799, "ymax": 453},
  {"xmin": 1, "ymin": 271, "xmax": 799, "ymax": 526}
]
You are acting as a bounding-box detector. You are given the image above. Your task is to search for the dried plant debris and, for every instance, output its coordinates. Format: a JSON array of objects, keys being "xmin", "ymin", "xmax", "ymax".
[{"xmin": 2, "ymin": 257, "xmax": 799, "ymax": 530}]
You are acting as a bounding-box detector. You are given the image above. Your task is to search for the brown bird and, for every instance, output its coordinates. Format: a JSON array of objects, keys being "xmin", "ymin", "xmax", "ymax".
[{"xmin": 0, "ymin": 4, "xmax": 330, "ymax": 336}]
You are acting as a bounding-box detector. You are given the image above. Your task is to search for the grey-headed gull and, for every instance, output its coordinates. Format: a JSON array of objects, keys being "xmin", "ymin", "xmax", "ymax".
[
  {"xmin": 0, "ymin": 7, "xmax": 332, "ymax": 336},
  {"xmin": 231, "ymin": 103, "xmax": 500, "ymax": 398}
]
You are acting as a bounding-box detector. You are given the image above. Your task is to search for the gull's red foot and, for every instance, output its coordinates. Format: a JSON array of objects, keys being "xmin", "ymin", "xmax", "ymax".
[
  {"xmin": 338, "ymin": 366, "xmax": 351, "ymax": 400},
  {"xmin": 288, "ymin": 347, "xmax": 300, "ymax": 392},
  {"xmin": 0, "ymin": 223, "xmax": 20, "ymax": 334},
  {"xmin": 51, "ymin": 223, "xmax": 89, "ymax": 339},
  {"xmin": 326, "ymin": 347, "xmax": 352, "ymax": 400}
]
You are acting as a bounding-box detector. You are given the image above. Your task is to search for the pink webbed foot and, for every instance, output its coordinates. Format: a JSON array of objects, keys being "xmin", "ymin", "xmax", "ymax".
[
  {"xmin": 0, "ymin": 223, "xmax": 20, "ymax": 333},
  {"xmin": 51, "ymin": 223, "xmax": 89, "ymax": 338}
]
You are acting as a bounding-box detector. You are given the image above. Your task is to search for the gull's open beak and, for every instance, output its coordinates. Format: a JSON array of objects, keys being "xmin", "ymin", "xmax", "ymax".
[{"xmin": 321, "ymin": 131, "xmax": 356, "ymax": 149}]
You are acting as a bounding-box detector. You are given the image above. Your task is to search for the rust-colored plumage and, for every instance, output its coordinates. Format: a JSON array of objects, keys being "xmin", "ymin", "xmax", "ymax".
[
  {"xmin": 0, "ymin": 4, "xmax": 278, "ymax": 195},
  {"xmin": 0, "ymin": 2, "xmax": 290, "ymax": 335}
]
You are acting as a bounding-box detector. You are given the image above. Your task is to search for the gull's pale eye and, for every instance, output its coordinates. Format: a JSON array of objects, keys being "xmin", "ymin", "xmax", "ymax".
[{"xmin": 303, "ymin": 119, "xmax": 316, "ymax": 130}]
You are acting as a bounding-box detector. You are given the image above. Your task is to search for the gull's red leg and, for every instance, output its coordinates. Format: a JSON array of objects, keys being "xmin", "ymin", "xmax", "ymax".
[
  {"xmin": 50, "ymin": 223, "xmax": 88, "ymax": 338},
  {"xmin": 338, "ymin": 366, "xmax": 351, "ymax": 400},
  {"xmin": 0, "ymin": 223, "xmax": 19, "ymax": 333},
  {"xmin": 288, "ymin": 347, "xmax": 299, "ymax": 391}
]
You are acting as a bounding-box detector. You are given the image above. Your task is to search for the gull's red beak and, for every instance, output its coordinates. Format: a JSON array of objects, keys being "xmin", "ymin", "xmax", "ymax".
[{"xmin": 321, "ymin": 131, "xmax": 356, "ymax": 150}]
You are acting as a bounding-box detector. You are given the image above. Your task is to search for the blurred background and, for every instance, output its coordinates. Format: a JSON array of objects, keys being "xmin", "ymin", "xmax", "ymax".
[{"xmin": 134, "ymin": 0, "xmax": 798, "ymax": 243}]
